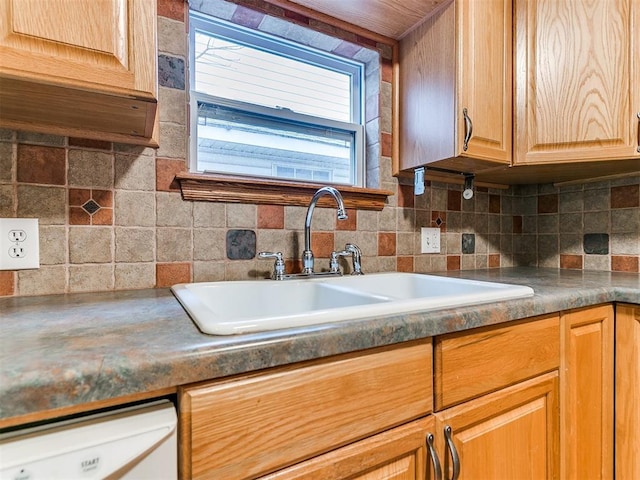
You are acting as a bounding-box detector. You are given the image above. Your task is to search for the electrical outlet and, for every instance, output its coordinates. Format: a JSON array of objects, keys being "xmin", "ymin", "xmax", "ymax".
[
  {"xmin": 0, "ymin": 218, "xmax": 40, "ymax": 270},
  {"xmin": 421, "ymin": 227, "xmax": 440, "ymax": 254}
]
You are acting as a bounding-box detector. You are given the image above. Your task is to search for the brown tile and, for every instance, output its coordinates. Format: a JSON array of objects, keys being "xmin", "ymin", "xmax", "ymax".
[
  {"xmin": 432, "ymin": 211, "xmax": 447, "ymax": 232},
  {"xmin": 17, "ymin": 144, "xmax": 65, "ymax": 185},
  {"xmin": 156, "ymin": 157, "xmax": 186, "ymax": 192},
  {"xmin": 611, "ymin": 255, "xmax": 639, "ymax": 273},
  {"xmin": 69, "ymin": 207, "xmax": 91, "ymax": 225},
  {"xmin": 157, "ymin": 0, "xmax": 185, "ymax": 21},
  {"xmin": 447, "ymin": 190, "xmax": 461, "ymax": 211},
  {"xmin": 311, "ymin": 231, "xmax": 334, "ymax": 258},
  {"xmin": 92, "ymin": 189, "xmax": 113, "ymax": 207},
  {"xmin": 285, "ymin": 258, "xmax": 303, "ymax": 274},
  {"xmin": 381, "ymin": 132, "xmax": 392, "ymax": 157},
  {"xmin": 447, "ymin": 255, "xmax": 461, "ymax": 271},
  {"xmin": 489, "ymin": 194, "xmax": 501, "ymax": 214},
  {"xmin": 538, "ymin": 193, "xmax": 558, "ymax": 214},
  {"xmin": 611, "ymin": 184, "xmax": 639, "ymax": 209},
  {"xmin": 335, "ymin": 208, "xmax": 357, "ymax": 231},
  {"xmin": 69, "ymin": 188, "xmax": 91, "ymax": 206},
  {"xmin": 488, "ymin": 254, "xmax": 501, "ymax": 268},
  {"xmin": 397, "ymin": 184, "xmax": 414, "ymax": 208},
  {"xmin": 284, "ymin": 9, "xmax": 310, "ymax": 25},
  {"xmin": 156, "ymin": 262, "xmax": 191, "ymax": 287},
  {"xmin": 257, "ymin": 205, "xmax": 284, "ymax": 229},
  {"xmin": 378, "ymin": 232, "xmax": 396, "ymax": 256},
  {"xmin": 69, "ymin": 137, "xmax": 111, "ymax": 150},
  {"xmin": 397, "ymin": 256, "xmax": 414, "ymax": 272},
  {"xmin": 92, "ymin": 208, "xmax": 113, "ymax": 225},
  {"xmin": 513, "ymin": 215, "xmax": 523, "ymax": 234},
  {"xmin": 0, "ymin": 271, "xmax": 15, "ymax": 296},
  {"xmin": 560, "ymin": 254, "xmax": 583, "ymax": 270}
]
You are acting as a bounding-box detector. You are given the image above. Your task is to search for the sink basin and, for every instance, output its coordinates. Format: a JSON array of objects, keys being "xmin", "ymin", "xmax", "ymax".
[
  {"xmin": 173, "ymin": 273, "xmax": 534, "ymax": 335},
  {"xmin": 172, "ymin": 280, "xmax": 389, "ymax": 335}
]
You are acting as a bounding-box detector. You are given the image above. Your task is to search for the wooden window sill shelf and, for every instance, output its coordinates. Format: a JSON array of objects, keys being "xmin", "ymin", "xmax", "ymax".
[{"xmin": 175, "ymin": 173, "xmax": 393, "ymax": 211}]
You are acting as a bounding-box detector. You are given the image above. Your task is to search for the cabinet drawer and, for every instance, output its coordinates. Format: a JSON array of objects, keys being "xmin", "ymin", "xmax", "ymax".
[
  {"xmin": 435, "ymin": 315, "xmax": 559, "ymax": 410},
  {"xmin": 180, "ymin": 340, "xmax": 432, "ymax": 479}
]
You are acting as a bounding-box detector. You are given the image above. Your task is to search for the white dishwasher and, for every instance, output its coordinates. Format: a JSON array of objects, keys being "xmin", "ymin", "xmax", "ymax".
[{"xmin": 0, "ymin": 399, "xmax": 177, "ymax": 480}]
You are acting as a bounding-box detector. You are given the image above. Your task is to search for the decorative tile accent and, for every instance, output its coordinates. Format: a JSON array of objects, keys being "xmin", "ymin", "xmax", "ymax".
[
  {"xmin": 226, "ymin": 229, "xmax": 257, "ymax": 259},
  {"xmin": 583, "ymin": 233, "xmax": 609, "ymax": 255},
  {"xmin": 82, "ymin": 199, "xmax": 100, "ymax": 214},
  {"xmin": 462, "ymin": 233, "xmax": 475, "ymax": 254},
  {"xmin": 69, "ymin": 188, "xmax": 113, "ymax": 226},
  {"xmin": 158, "ymin": 54, "xmax": 186, "ymax": 90}
]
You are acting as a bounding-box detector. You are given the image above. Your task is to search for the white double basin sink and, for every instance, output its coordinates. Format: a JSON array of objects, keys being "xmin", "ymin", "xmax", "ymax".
[{"xmin": 172, "ymin": 273, "xmax": 534, "ymax": 335}]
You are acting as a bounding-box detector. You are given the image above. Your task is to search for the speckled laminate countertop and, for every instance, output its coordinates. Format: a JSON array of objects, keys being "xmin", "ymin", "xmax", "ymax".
[{"xmin": 1, "ymin": 267, "xmax": 638, "ymax": 427}]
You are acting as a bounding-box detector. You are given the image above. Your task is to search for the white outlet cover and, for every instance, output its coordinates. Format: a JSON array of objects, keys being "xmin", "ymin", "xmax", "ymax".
[
  {"xmin": 421, "ymin": 227, "xmax": 441, "ymax": 254},
  {"xmin": 0, "ymin": 218, "xmax": 40, "ymax": 270}
]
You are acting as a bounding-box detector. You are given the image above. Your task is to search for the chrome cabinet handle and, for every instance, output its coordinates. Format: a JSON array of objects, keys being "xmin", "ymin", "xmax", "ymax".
[
  {"xmin": 463, "ymin": 108, "xmax": 473, "ymax": 151},
  {"xmin": 636, "ymin": 112, "xmax": 639, "ymax": 153},
  {"xmin": 444, "ymin": 426, "xmax": 461, "ymax": 480},
  {"xmin": 426, "ymin": 433, "xmax": 443, "ymax": 480}
]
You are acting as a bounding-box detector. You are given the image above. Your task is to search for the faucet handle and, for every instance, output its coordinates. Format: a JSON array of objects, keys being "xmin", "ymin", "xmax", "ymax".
[
  {"xmin": 258, "ymin": 251, "xmax": 286, "ymax": 280},
  {"xmin": 329, "ymin": 250, "xmax": 351, "ymax": 274},
  {"xmin": 345, "ymin": 243, "xmax": 364, "ymax": 275}
]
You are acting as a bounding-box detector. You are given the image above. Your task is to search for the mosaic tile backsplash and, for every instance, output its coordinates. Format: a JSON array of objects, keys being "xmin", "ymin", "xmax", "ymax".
[{"xmin": 0, "ymin": 0, "xmax": 638, "ymax": 297}]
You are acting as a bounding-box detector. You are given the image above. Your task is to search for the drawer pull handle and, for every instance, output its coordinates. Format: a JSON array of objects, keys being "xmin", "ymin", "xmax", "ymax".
[
  {"xmin": 463, "ymin": 108, "xmax": 473, "ymax": 151},
  {"xmin": 426, "ymin": 433, "xmax": 443, "ymax": 480},
  {"xmin": 636, "ymin": 112, "xmax": 640, "ymax": 153},
  {"xmin": 444, "ymin": 425, "xmax": 461, "ymax": 480}
]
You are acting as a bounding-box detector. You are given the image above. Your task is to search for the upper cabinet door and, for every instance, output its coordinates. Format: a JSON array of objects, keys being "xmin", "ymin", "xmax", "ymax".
[
  {"xmin": 398, "ymin": 0, "xmax": 511, "ymax": 174},
  {"xmin": 0, "ymin": 0, "xmax": 157, "ymax": 143},
  {"xmin": 514, "ymin": 0, "xmax": 640, "ymax": 165},
  {"xmin": 0, "ymin": 0, "xmax": 155, "ymax": 97},
  {"xmin": 457, "ymin": 0, "xmax": 512, "ymax": 164}
]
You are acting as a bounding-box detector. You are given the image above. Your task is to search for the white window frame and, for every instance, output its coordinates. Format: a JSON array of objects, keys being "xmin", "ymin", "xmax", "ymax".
[{"xmin": 188, "ymin": 11, "xmax": 366, "ymax": 187}]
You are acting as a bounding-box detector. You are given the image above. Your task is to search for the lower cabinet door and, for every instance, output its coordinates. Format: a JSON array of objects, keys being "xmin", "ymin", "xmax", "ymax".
[
  {"xmin": 434, "ymin": 372, "xmax": 559, "ymax": 480},
  {"xmin": 261, "ymin": 416, "xmax": 434, "ymax": 480}
]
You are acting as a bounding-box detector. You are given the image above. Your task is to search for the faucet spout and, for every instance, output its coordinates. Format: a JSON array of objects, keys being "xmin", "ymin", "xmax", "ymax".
[{"xmin": 303, "ymin": 186, "xmax": 347, "ymax": 274}]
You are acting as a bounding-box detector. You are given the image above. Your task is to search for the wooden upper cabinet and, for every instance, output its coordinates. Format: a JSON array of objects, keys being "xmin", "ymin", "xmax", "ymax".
[
  {"xmin": 398, "ymin": 0, "xmax": 512, "ymax": 174},
  {"xmin": 0, "ymin": 0, "xmax": 158, "ymax": 145},
  {"xmin": 514, "ymin": 0, "xmax": 640, "ymax": 165}
]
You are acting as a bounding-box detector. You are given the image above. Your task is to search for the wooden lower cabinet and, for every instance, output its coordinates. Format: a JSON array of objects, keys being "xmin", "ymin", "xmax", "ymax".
[
  {"xmin": 434, "ymin": 372, "xmax": 560, "ymax": 480},
  {"xmin": 262, "ymin": 417, "xmax": 433, "ymax": 480},
  {"xmin": 616, "ymin": 304, "xmax": 640, "ymax": 479},
  {"xmin": 560, "ymin": 304, "xmax": 614, "ymax": 479}
]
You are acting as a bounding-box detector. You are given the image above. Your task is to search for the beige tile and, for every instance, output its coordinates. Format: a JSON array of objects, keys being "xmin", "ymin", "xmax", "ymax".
[
  {"xmin": 17, "ymin": 185, "xmax": 66, "ymax": 224},
  {"xmin": 284, "ymin": 206, "xmax": 305, "ymax": 230},
  {"xmin": 357, "ymin": 210, "xmax": 378, "ymax": 231},
  {"xmin": 40, "ymin": 225, "xmax": 67, "ymax": 264},
  {"xmin": 158, "ymin": 17, "xmax": 187, "ymax": 57},
  {"xmin": 68, "ymin": 150, "xmax": 114, "ymax": 188},
  {"xmin": 113, "ymin": 143, "xmax": 156, "ymax": 156},
  {"xmin": 0, "ymin": 142, "xmax": 13, "ymax": 182},
  {"xmin": 0, "ymin": 129, "xmax": 14, "ymax": 141},
  {"xmin": 378, "ymin": 205, "xmax": 397, "ymax": 231},
  {"xmin": 193, "ymin": 261, "xmax": 226, "ymax": 282},
  {"xmin": 193, "ymin": 202, "xmax": 226, "ymax": 228},
  {"xmin": 115, "ymin": 263, "xmax": 155, "ymax": 289},
  {"xmin": 157, "ymin": 227, "xmax": 192, "ymax": 262},
  {"xmin": 115, "ymin": 154, "xmax": 155, "ymax": 191},
  {"xmin": 115, "ymin": 227, "xmax": 155, "ymax": 262},
  {"xmin": 0, "ymin": 184, "xmax": 14, "ymax": 217},
  {"xmin": 157, "ymin": 192, "xmax": 192, "ymax": 227},
  {"xmin": 193, "ymin": 229, "xmax": 226, "ymax": 261},
  {"xmin": 69, "ymin": 227, "xmax": 113, "ymax": 263},
  {"xmin": 17, "ymin": 266, "xmax": 67, "ymax": 295},
  {"xmin": 226, "ymin": 203, "xmax": 256, "ymax": 228},
  {"xmin": 114, "ymin": 191, "xmax": 155, "ymax": 227},
  {"xmin": 225, "ymin": 260, "xmax": 259, "ymax": 280},
  {"xmin": 157, "ymin": 123, "xmax": 187, "ymax": 159},
  {"xmin": 584, "ymin": 254, "xmax": 611, "ymax": 271},
  {"xmin": 69, "ymin": 265, "xmax": 114, "ymax": 292},
  {"xmin": 17, "ymin": 131, "xmax": 65, "ymax": 146},
  {"xmin": 159, "ymin": 87, "xmax": 187, "ymax": 125}
]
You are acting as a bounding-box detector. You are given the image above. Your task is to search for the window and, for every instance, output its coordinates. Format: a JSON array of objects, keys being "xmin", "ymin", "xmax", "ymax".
[{"xmin": 189, "ymin": 12, "xmax": 366, "ymax": 187}]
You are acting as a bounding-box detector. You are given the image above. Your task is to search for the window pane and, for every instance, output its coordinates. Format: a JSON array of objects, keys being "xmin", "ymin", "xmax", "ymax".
[
  {"xmin": 194, "ymin": 29, "xmax": 353, "ymax": 123},
  {"xmin": 196, "ymin": 102, "xmax": 355, "ymax": 185}
]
